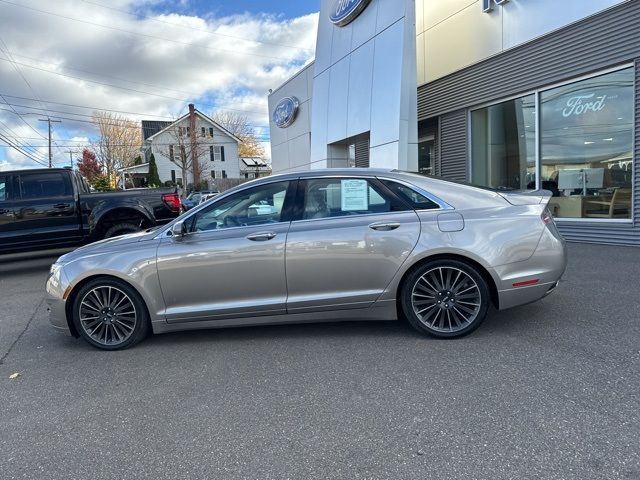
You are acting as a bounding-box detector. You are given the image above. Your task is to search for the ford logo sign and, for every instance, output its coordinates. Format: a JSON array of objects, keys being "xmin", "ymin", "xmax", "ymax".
[
  {"xmin": 329, "ymin": 0, "xmax": 372, "ymax": 27},
  {"xmin": 272, "ymin": 96, "xmax": 300, "ymax": 128}
]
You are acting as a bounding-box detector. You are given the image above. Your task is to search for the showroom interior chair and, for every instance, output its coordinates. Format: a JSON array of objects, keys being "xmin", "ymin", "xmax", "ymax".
[{"xmin": 584, "ymin": 188, "xmax": 632, "ymax": 218}]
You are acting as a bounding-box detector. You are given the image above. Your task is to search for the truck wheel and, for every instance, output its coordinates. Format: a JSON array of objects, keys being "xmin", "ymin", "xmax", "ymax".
[{"xmin": 104, "ymin": 222, "xmax": 141, "ymax": 238}]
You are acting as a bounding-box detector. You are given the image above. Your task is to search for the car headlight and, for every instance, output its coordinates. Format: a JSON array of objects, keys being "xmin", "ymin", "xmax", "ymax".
[{"xmin": 49, "ymin": 262, "xmax": 65, "ymax": 276}]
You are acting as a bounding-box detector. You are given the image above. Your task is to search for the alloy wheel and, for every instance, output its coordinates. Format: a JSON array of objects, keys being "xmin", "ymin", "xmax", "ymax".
[
  {"xmin": 78, "ymin": 286, "xmax": 137, "ymax": 346},
  {"xmin": 411, "ymin": 267, "xmax": 482, "ymax": 333}
]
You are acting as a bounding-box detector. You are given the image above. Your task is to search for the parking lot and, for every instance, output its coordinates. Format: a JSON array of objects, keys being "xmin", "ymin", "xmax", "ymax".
[{"xmin": 0, "ymin": 243, "xmax": 639, "ymax": 480}]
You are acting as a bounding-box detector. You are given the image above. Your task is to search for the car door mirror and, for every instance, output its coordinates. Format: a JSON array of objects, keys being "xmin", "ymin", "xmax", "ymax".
[{"xmin": 171, "ymin": 220, "xmax": 186, "ymax": 239}]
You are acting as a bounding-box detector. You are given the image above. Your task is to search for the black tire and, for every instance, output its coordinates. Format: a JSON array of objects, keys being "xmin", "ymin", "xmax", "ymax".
[
  {"xmin": 400, "ymin": 259, "xmax": 490, "ymax": 338},
  {"xmin": 103, "ymin": 222, "xmax": 141, "ymax": 238},
  {"xmin": 71, "ymin": 277, "xmax": 150, "ymax": 350}
]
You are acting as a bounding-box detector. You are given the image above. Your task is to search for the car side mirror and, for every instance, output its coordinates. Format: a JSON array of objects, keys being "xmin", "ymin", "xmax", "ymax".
[{"xmin": 171, "ymin": 220, "xmax": 186, "ymax": 239}]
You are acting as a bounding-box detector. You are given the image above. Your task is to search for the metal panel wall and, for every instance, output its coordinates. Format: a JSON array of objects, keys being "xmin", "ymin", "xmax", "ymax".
[
  {"xmin": 439, "ymin": 110, "xmax": 467, "ymax": 182},
  {"xmin": 418, "ymin": 1, "xmax": 640, "ymax": 245},
  {"xmin": 418, "ymin": 1, "xmax": 640, "ymax": 118}
]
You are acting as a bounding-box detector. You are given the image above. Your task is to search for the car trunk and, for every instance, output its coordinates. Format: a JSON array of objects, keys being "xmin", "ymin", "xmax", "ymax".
[{"xmin": 497, "ymin": 189, "xmax": 553, "ymax": 206}]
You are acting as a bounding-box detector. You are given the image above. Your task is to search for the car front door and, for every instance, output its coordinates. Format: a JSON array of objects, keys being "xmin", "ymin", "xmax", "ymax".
[
  {"xmin": 156, "ymin": 180, "xmax": 295, "ymax": 323},
  {"xmin": 285, "ymin": 176, "xmax": 421, "ymax": 313},
  {"xmin": 12, "ymin": 171, "xmax": 81, "ymax": 250}
]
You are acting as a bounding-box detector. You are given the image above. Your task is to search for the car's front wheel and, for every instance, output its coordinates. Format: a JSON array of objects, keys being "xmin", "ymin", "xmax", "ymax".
[
  {"xmin": 72, "ymin": 277, "xmax": 150, "ymax": 350},
  {"xmin": 401, "ymin": 259, "xmax": 490, "ymax": 338}
]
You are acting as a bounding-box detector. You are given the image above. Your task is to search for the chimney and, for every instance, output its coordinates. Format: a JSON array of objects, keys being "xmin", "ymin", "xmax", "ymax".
[{"xmin": 188, "ymin": 103, "xmax": 200, "ymax": 187}]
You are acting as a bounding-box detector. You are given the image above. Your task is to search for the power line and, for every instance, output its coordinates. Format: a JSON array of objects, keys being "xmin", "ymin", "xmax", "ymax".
[
  {"xmin": 0, "ymin": 50, "xmax": 269, "ymax": 110},
  {"xmin": 0, "ymin": 57, "xmax": 268, "ymax": 116},
  {"xmin": 0, "ymin": 134, "xmax": 49, "ymax": 166},
  {"xmin": 78, "ymin": 0, "xmax": 315, "ymax": 53},
  {"xmin": 0, "ymin": 120, "xmax": 49, "ymax": 161},
  {"xmin": 0, "ymin": 36, "xmax": 68, "ymax": 160},
  {"xmin": 0, "ymin": 101, "xmax": 270, "ymax": 130},
  {"xmin": 0, "ymin": 57, "xmax": 266, "ymax": 114},
  {"xmin": 0, "ymin": 0, "xmax": 310, "ymax": 62}
]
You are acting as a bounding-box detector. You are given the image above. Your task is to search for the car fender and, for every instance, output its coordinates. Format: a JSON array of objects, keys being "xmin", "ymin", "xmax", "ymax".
[{"xmin": 89, "ymin": 199, "xmax": 155, "ymax": 235}]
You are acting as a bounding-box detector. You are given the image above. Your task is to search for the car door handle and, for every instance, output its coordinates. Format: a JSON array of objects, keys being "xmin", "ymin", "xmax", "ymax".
[
  {"xmin": 246, "ymin": 232, "xmax": 277, "ymax": 241},
  {"xmin": 369, "ymin": 222, "xmax": 400, "ymax": 231},
  {"xmin": 53, "ymin": 203, "xmax": 70, "ymax": 209}
]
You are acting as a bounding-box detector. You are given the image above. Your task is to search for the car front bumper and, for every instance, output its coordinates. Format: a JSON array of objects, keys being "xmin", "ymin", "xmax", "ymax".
[{"xmin": 45, "ymin": 264, "xmax": 73, "ymax": 336}]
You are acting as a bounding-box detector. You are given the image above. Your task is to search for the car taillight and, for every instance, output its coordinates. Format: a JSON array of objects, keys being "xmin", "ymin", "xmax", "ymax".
[
  {"xmin": 162, "ymin": 193, "xmax": 181, "ymax": 212},
  {"xmin": 541, "ymin": 207, "xmax": 553, "ymax": 225}
]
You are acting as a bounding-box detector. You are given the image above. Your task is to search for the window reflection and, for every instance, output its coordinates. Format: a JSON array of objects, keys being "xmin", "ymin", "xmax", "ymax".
[
  {"xmin": 541, "ymin": 68, "xmax": 633, "ymax": 219},
  {"xmin": 471, "ymin": 95, "xmax": 536, "ymax": 190}
]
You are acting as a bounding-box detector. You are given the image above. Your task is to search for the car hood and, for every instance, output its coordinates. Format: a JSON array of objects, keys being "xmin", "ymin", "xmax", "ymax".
[{"xmin": 56, "ymin": 228, "xmax": 159, "ymax": 263}]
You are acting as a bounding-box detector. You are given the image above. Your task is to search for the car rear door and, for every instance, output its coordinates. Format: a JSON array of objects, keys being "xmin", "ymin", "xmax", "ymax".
[
  {"xmin": 284, "ymin": 176, "xmax": 421, "ymax": 313},
  {"xmin": 12, "ymin": 170, "xmax": 82, "ymax": 250}
]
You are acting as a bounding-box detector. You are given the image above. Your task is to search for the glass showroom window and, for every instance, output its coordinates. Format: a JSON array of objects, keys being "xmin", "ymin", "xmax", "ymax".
[
  {"xmin": 471, "ymin": 94, "xmax": 536, "ymax": 190},
  {"xmin": 541, "ymin": 68, "xmax": 634, "ymax": 219}
]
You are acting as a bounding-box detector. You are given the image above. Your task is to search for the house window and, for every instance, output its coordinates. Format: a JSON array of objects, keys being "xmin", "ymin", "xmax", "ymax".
[
  {"xmin": 169, "ymin": 144, "xmax": 174, "ymax": 159},
  {"xmin": 171, "ymin": 170, "xmax": 176, "ymax": 182},
  {"xmin": 201, "ymin": 127, "xmax": 206, "ymax": 137},
  {"xmin": 211, "ymin": 146, "xmax": 222, "ymax": 162},
  {"xmin": 208, "ymin": 127, "xmax": 214, "ymax": 138},
  {"xmin": 222, "ymin": 170, "xmax": 227, "ymax": 178},
  {"xmin": 211, "ymin": 170, "xmax": 216, "ymax": 179}
]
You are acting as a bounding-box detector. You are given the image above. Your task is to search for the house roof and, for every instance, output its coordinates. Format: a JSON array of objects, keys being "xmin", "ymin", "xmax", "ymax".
[
  {"xmin": 141, "ymin": 120, "xmax": 172, "ymax": 141},
  {"xmin": 118, "ymin": 162, "xmax": 149, "ymax": 173},
  {"xmin": 143, "ymin": 109, "xmax": 242, "ymax": 143},
  {"xmin": 241, "ymin": 157, "xmax": 270, "ymax": 167}
]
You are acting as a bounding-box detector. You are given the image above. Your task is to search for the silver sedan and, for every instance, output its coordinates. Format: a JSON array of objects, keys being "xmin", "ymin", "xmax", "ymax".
[{"xmin": 46, "ymin": 169, "xmax": 567, "ymax": 350}]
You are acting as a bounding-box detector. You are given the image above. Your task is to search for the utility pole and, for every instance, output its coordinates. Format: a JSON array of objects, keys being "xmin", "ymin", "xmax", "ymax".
[
  {"xmin": 188, "ymin": 103, "xmax": 200, "ymax": 187},
  {"xmin": 66, "ymin": 150, "xmax": 74, "ymax": 169},
  {"xmin": 38, "ymin": 117, "xmax": 61, "ymax": 168}
]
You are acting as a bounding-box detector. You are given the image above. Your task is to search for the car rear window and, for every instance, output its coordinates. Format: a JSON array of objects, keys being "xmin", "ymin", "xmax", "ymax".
[{"xmin": 380, "ymin": 179, "xmax": 440, "ymax": 210}]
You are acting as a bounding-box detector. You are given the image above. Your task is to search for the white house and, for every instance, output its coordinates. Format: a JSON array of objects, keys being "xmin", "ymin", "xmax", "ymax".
[{"xmin": 142, "ymin": 104, "xmax": 241, "ymax": 188}]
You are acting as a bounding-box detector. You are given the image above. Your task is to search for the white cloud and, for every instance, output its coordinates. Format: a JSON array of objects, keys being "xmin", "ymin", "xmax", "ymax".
[{"xmin": 0, "ymin": 0, "xmax": 317, "ymax": 169}]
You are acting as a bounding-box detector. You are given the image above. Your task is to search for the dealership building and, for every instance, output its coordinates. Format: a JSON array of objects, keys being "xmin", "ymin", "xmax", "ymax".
[{"xmin": 268, "ymin": 0, "xmax": 639, "ymax": 245}]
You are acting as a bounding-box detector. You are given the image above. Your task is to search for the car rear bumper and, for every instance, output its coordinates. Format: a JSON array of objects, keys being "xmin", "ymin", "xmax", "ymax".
[{"xmin": 493, "ymin": 225, "xmax": 567, "ymax": 310}]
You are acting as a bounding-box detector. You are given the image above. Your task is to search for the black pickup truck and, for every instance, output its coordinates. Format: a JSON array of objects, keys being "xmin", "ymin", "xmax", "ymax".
[{"xmin": 0, "ymin": 168, "xmax": 181, "ymax": 255}]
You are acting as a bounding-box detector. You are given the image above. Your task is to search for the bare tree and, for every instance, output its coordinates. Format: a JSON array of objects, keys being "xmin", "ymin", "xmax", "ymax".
[
  {"xmin": 156, "ymin": 124, "xmax": 210, "ymax": 191},
  {"xmin": 92, "ymin": 111, "xmax": 141, "ymax": 183},
  {"xmin": 211, "ymin": 111, "xmax": 265, "ymax": 158}
]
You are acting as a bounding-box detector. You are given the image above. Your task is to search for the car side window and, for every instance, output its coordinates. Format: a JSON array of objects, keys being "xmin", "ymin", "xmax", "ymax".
[
  {"xmin": 188, "ymin": 181, "xmax": 290, "ymax": 232},
  {"xmin": 301, "ymin": 178, "xmax": 406, "ymax": 220},
  {"xmin": 379, "ymin": 180, "xmax": 440, "ymax": 210},
  {"xmin": 18, "ymin": 172, "xmax": 72, "ymax": 199}
]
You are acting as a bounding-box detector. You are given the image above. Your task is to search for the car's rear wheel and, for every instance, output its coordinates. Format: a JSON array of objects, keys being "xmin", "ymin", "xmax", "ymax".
[
  {"xmin": 401, "ymin": 259, "xmax": 490, "ymax": 338},
  {"xmin": 72, "ymin": 278, "xmax": 149, "ymax": 350}
]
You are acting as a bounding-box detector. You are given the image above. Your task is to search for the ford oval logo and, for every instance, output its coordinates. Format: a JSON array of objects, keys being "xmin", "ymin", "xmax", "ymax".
[
  {"xmin": 329, "ymin": 0, "xmax": 372, "ymax": 27},
  {"xmin": 272, "ymin": 96, "xmax": 300, "ymax": 128}
]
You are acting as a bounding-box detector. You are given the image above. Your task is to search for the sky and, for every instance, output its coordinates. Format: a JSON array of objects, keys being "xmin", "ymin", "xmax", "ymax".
[{"xmin": 0, "ymin": 0, "xmax": 319, "ymax": 169}]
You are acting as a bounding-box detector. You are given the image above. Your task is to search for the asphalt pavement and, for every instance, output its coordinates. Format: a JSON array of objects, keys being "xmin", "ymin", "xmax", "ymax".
[{"xmin": 0, "ymin": 243, "xmax": 639, "ymax": 480}]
